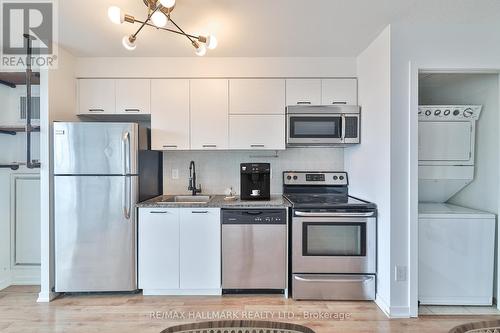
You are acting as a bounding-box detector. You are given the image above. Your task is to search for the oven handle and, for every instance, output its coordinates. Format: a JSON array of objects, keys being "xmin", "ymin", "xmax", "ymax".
[
  {"xmin": 294, "ymin": 275, "xmax": 374, "ymax": 283},
  {"xmin": 294, "ymin": 211, "xmax": 375, "ymax": 217}
]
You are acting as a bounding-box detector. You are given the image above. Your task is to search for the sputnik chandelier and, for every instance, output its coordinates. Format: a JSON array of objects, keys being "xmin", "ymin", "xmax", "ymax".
[{"xmin": 107, "ymin": 0, "xmax": 217, "ymax": 56}]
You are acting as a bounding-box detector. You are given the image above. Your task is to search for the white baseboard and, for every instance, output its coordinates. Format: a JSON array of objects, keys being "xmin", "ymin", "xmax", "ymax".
[
  {"xmin": 375, "ymin": 294, "xmax": 391, "ymax": 317},
  {"xmin": 0, "ymin": 277, "xmax": 11, "ymax": 291},
  {"xmin": 419, "ymin": 296, "xmax": 492, "ymax": 306},
  {"xmin": 37, "ymin": 291, "xmax": 59, "ymax": 303},
  {"xmin": 375, "ymin": 294, "xmax": 410, "ymax": 318},
  {"xmin": 142, "ymin": 289, "xmax": 222, "ymax": 296},
  {"xmin": 10, "ymin": 265, "xmax": 40, "ymax": 285}
]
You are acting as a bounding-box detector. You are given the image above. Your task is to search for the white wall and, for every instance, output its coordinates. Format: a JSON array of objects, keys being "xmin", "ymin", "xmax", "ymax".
[
  {"xmin": 390, "ymin": 22, "xmax": 500, "ymax": 316},
  {"xmin": 345, "ymin": 26, "xmax": 392, "ymax": 314},
  {"xmin": 75, "ymin": 57, "xmax": 357, "ymax": 78},
  {"xmin": 419, "ymin": 73, "xmax": 499, "ymax": 213},
  {"xmin": 38, "ymin": 46, "xmax": 77, "ymax": 302},
  {"xmin": 163, "ymin": 148, "xmax": 344, "ymax": 195}
]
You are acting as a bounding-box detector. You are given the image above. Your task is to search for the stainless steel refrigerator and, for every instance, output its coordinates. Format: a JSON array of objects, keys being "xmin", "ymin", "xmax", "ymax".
[{"xmin": 54, "ymin": 122, "xmax": 162, "ymax": 292}]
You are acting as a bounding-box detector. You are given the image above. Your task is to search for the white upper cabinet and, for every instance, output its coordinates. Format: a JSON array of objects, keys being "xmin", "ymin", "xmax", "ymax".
[
  {"xmin": 229, "ymin": 115, "xmax": 285, "ymax": 150},
  {"xmin": 78, "ymin": 79, "xmax": 115, "ymax": 114},
  {"xmin": 321, "ymin": 79, "xmax": 358, "ymax": 105},
  {"xmin": 151, "ymin": 79, "xmax": 190, "ymax": 150},
  {"xmin": 229, "ymin": 79, "xmax": 285, "ymax": 115},
  {"xmin": 115, "ymin": 79, "xmax": 151, "ymax": 114},
  {"xmin": 285, "ymin": 79, "xmax": 321, "ymax": 106},
  {"xmin": 179, "ymin": 208, "xmax": 221, "ymax": 290},
  {"xmin": 190, "ymin": 79, "xmax": 229, "ymax": 150}
]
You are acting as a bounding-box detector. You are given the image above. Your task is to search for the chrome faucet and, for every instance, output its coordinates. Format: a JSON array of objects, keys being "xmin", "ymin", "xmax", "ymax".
[{"xmin": 188, "ymin": 161, "xmax": 202, "ymax": 196}]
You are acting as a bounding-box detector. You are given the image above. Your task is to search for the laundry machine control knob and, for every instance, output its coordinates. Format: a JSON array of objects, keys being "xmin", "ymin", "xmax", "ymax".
[
  {"xmin": 434, "ymin": 110, "xmax": 441, "ymax": 115},
  {"xmin": 425, "ymin": 110, "xmax": 431, "ymax": 116},
  {"xmin": 453, "ymin": 109, "xmax": 460, "ymax": 116},
  {"xmin": 444, "ymin": 109, "xmax": 451, "ymax": 116},
  {"xmin": 463, "ymin": 108, "xmax": 473, "ymax": 118}
]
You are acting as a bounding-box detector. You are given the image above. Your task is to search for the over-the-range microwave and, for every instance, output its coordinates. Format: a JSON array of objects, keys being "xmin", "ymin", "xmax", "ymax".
[{"xmin": 286, "ymin": 105, "xmax": 360, "ymax": 147}]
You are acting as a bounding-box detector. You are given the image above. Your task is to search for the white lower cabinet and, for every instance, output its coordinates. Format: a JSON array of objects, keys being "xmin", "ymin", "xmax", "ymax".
[
  {"xmin": 138, "ymin": 207, "xmax": 221, "ymax": 295},
  {"xmin": 180, "ymin": 208, "xmax": 221, "ymax": 292},
  {"xmin": 138, "ymin": 208, "xmax": 180, "ymax": 291}
]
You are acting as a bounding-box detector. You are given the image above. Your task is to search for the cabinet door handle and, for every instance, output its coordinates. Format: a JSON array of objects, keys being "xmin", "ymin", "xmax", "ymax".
[
  {"xmin": 191, "ymin": 211, "xmax": 209, "ymax": 214},
  {"xmin": 163, "ymin": 145, "xmax": 178, "ymax": 148},
  {"xmin": 88, "ymin": 108, "xmax": 104, "ymax": 112},
  {"xmin": 332, "ymin": 101, "xmax": 347, "ymax": 105},
  {"xmin": 250, "ymin": 144, "xmax": 265, "ymax": 148},
  {"xmin": 125, "ymin": 108, "xmax": 141, "ymax": 112},
  {"xmin": 202, "ymin": 144, "xmax": 217, "ymax": 148},
  {"xmin": 296, "ymin": 101, "xmax": 311, "ymax": 105},
  {"xmin": 150, "ymin": 211, "xmax": 169, "ymax": 214}
]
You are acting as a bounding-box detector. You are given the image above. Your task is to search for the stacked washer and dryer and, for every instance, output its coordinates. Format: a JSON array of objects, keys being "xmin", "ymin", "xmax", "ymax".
[{"xmin": 418, "ymin": 105, "xmax": 496, "ymax": 306}]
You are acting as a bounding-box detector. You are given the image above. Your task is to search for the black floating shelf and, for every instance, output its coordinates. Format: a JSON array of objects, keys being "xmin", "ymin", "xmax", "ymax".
[{"xmin": 0, "ymin": 126, "xmax": 40, "ymax": 135}]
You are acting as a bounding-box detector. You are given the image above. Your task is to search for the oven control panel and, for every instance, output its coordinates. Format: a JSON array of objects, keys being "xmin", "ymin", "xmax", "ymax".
[{"xmin": 283, "ymin": 172, "xmax": 348, "ymax": 185}]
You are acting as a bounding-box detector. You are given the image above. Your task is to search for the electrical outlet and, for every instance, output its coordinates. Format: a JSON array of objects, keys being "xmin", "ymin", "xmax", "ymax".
[
  {"xmin": 172, "ymin": 169, "xmax": 179, "ymax": 179},
  {"xmin": 395, "ymin": 265, "xmax": 407, "ymax": 282}
]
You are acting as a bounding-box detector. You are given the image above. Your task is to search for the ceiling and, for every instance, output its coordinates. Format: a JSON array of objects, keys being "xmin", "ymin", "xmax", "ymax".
[{"xmin": 59, "ymin": 0, "xmax": 500, "ymax": 57}]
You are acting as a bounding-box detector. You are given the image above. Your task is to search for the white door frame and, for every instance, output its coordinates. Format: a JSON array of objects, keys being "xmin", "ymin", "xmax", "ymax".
[{"xmin": 408, "ymin": 63, "xmax": 500, "ymax": 317}]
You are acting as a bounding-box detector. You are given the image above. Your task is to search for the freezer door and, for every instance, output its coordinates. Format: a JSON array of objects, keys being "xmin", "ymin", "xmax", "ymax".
[
  {"xmin": 53, "ymin": 122, "xmax": 139, "ymax": 175},
  {"xmin": 55, "ymin": 175, "xmax": 138, "ymax": 292}
]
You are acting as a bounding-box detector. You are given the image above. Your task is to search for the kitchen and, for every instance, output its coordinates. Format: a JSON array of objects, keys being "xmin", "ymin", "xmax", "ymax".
[{"xmin": 1, "ymin": 1, "xmax": 500, "ymax": 333}]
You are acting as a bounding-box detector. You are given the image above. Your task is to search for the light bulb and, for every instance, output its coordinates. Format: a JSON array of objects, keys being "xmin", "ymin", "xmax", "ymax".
[
  {"xmin": 151, "ymin": 11, "xmax": 167, "ymax": 27},
  {"xmin": 195, "ymin": 44, "xmax": 207, "ymax": 56},
  {"xmin": 108, "ymin": 6, "xmax": 124, "ymax": 24},
  {"xmin": 122, "ymin": 35, "xmax": 137, "ymax": 50},
  {"xmin": 206, "ymin": 34, "xmax": 218, "ymax": 50},
  {"xmin": 160, "ymin": 0, "xmax": 176, "ymax": 8}
]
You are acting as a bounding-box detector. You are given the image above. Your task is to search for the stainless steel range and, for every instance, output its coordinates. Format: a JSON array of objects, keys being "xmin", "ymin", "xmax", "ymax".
[{"xmin": 283, "ymin": 171, "xmax": 377, "ymax": 300}]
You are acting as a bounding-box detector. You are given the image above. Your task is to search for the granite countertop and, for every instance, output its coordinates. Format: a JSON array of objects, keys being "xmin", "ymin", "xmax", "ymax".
[{"xmin": 136, "ymin": 194, "xmax": 291, "ymax": 208}]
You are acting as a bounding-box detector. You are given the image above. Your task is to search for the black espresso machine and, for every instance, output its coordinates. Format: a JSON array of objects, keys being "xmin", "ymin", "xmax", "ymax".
[{"xmin": 240, "ymin": 163, "xmax": 271, "ymax": 200}]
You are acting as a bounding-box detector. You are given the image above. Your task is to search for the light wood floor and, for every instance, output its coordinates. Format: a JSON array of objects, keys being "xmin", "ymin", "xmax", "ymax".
[{"xmin": 1, "ymin": 286, "xmax": 499, "ymax": 333}]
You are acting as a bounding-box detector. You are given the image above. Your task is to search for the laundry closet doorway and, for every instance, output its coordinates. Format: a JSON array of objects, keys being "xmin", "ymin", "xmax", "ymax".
[{"xmin": 409, "ymin": 70, "xmax": 500, "ymax": 316}]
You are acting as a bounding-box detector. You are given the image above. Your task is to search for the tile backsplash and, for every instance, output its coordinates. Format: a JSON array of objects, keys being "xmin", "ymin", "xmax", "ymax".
[{"xmin": 162, "ymin": 148, "xmax": 344, "ymax": 195}]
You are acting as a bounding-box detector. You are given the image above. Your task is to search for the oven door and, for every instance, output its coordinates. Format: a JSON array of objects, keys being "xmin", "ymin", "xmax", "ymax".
[
  {"xmin": 287, "ymin": 114, "xmax": 343, "ymax": 145},
  {"xmin": 292, "ymin": 211, "xmax": 376, "ymax": 274}
]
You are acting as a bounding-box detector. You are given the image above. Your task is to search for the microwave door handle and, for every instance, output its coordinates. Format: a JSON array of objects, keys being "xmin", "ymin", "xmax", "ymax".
[
  {"xmin": 294, "ymin": 211, "xmax": 375, "ymax": 217},
  {"xmin": 341, "ymin": 114, "xmax": 346, "ymax": 142}
]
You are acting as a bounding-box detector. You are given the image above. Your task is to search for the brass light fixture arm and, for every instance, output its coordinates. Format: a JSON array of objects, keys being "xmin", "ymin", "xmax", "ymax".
[
  {"xmin": 133, "ymin": 18, "xmax": 200, "ymax": 40},
  {"xmin": 168, "ymin": 16, "xmax": 198, "ymax": 47},
  {"xmin": 131, "ymin": 3, "xmax": 161, "ymax": 39}
]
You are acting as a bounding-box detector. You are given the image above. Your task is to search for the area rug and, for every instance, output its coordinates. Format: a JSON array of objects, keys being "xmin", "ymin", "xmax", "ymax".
[
  {"xmin": 449, "ymin": 320, "xmax": 500, "ymax": 333},
  {"xmin": 161, "ymin": 320, "xmax": 315, "ymax": 333}
]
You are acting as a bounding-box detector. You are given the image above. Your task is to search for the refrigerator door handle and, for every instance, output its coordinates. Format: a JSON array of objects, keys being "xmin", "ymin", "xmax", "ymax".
[
  {"xmin": 122, "ymin": 131, "xmax": 130, "ymax": 175},
  {"xmin": 123, "ymin": 176, "xmax": 131, "ymax": 220}
]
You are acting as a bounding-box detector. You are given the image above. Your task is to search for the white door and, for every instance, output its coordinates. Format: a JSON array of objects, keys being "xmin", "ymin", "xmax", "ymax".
[
  {"xmin": 151, "ymin": 79, "xmax": 190, "ymax": 150},
  {"xmin": 78, "ymin": 79, "xmax": 115, "ymax": 114},
  {"xmin": 321, "ymin": 79, "xmax": 357, "ymax": 105},
  {"xmin": 229, "ymin": 79, "xmax": 285, "ymax": 115},
  {"xmin": 138, "ymin": 208, "xmax": 180, "ymax": 290},
  {"xmin": 116, "ymin": 79, "xmax": 151, "ymax": 114},
  {"xmin": 179, "ymin": 208, "xmax": 221, "ymax": 290},
  {"xmin": 286, "ymin": 79, "xmax": 321, "ymax": 105},
  {"xmin": 419, "ymin": 121, "xmax": 472, "ymax": 161},
  {"xmin": 229, "ymin": 115, "xmax": 285, "ymax": 150},
  {"xmin": 14, "ymin": 175, "xmax": 40, "ymax": 265},
  {"xmin": 190, "ymin": 79, "xmax": 229, "ymax": 149}
]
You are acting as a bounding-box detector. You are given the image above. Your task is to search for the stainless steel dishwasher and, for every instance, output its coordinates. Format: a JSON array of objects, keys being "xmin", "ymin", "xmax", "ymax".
[{"xmin": 221, "ymin": 209, "xmax": 287, "ymax": 293}]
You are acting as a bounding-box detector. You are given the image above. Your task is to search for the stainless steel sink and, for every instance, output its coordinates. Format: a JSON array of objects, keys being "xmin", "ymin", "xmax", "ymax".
[{"xmin": 160, "ymin": 195, "xmax": 212, "ymax": 204}]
